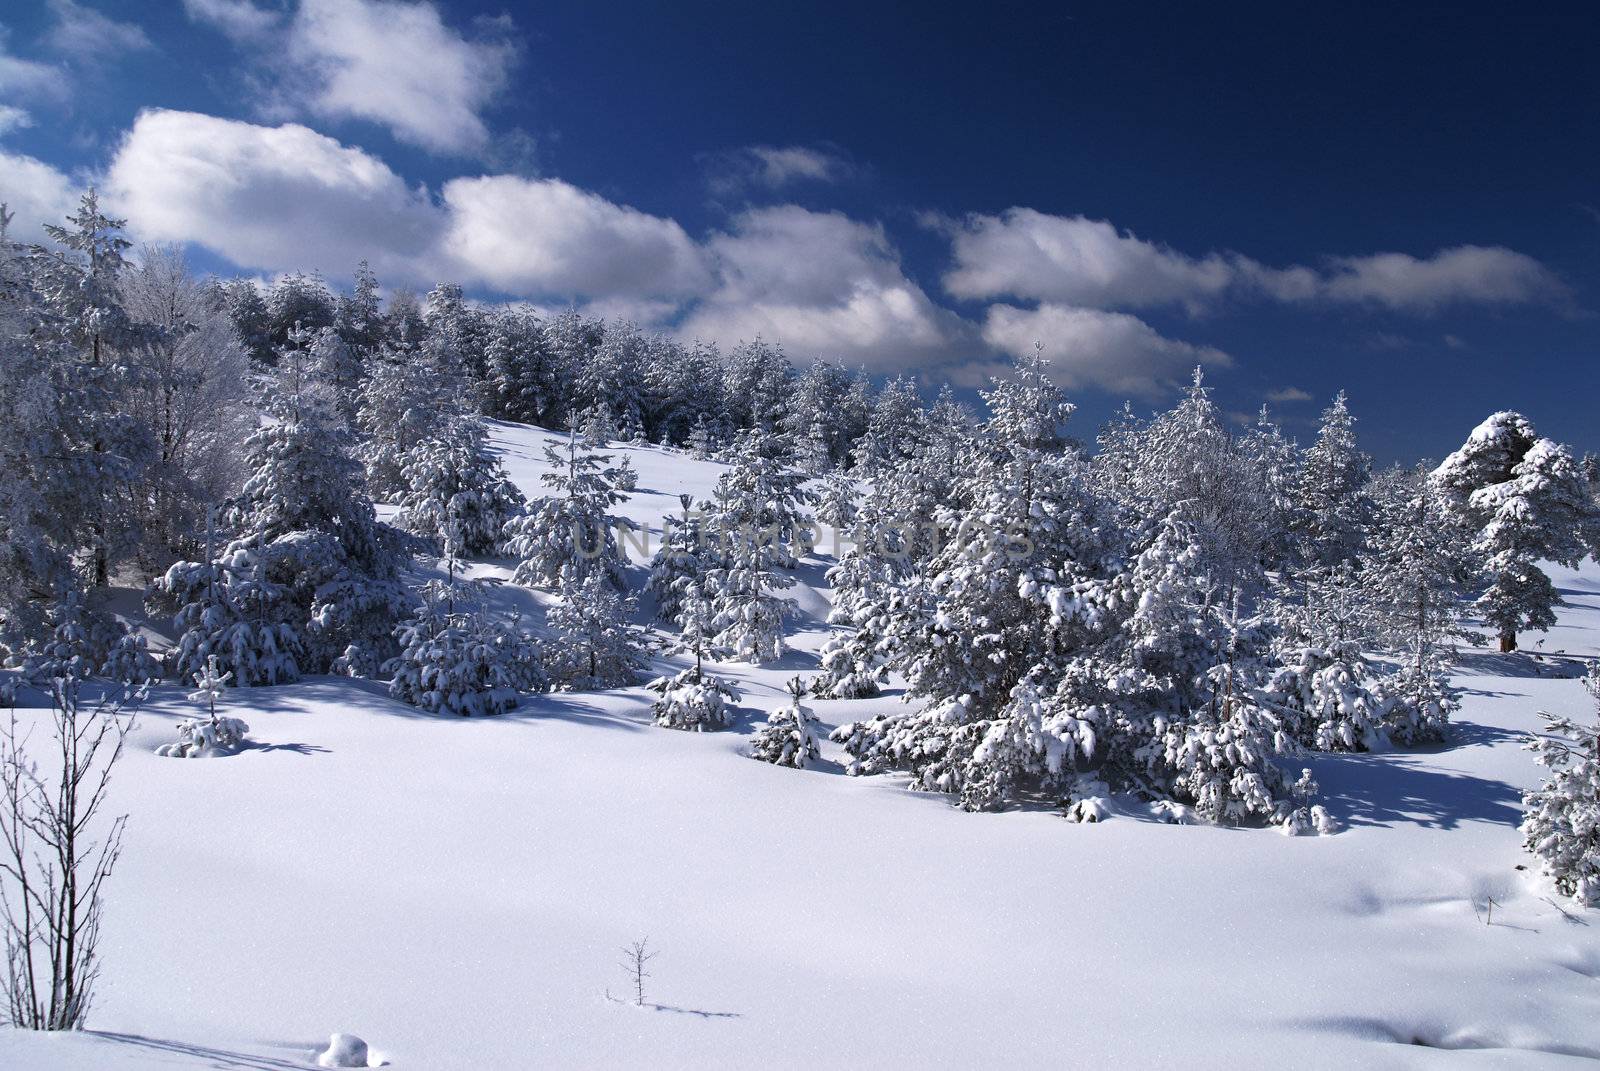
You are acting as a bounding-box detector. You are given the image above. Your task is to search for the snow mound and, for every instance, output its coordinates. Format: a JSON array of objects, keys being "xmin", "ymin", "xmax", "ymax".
[{"xmin": 315, "ymin": 1033, "xmax": 370, "ymax": 1068}]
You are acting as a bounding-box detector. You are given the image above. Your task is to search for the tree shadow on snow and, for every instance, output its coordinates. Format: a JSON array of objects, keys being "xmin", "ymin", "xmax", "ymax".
[
  {"xmin": 245, "ymin": 740, "xmax": 330, "ymax": 756},
  {"xmin": 87, "ymin": 1031, "xmax": 329, "ymax": 1070},
  {"xmin": 1453, "ymin": 650, "xmax": 1590, "ymax": 679},
  {"xmin": 1314, "ymin": 752, "xmax": 1522, "ymax": 830},
  {"xmin": 1433, "ymin": 719, "xmax": 1524, "ymax": 750}
]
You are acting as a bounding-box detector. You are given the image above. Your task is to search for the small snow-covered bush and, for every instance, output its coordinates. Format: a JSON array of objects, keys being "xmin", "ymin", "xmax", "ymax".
[
  {"xmin": 158, "ymin": 656, "xmax": 251, "ymax": 757},
  {"xmin": 750, "ymin": 678, "xmax": 821, "ymax": 768},
  {"xmin": 647, "ymin": 667, "xmax": 739, "ymax": 731},
  {"xmin": 1522, "ymin": 664, "xmax": 1600, "ymax": 905},
  {"xmin": 157, "ymin": 715, "xmax": 252, "ymax": 758},
  {"xmin": 615, "ymin": 455, "xmax": 638, "ymax": 492}
]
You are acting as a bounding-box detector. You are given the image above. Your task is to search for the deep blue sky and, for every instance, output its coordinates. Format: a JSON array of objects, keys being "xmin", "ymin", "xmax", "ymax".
[{"xmin": 2, "ymin": 1, "xmax": 1596, "ymax": 463}]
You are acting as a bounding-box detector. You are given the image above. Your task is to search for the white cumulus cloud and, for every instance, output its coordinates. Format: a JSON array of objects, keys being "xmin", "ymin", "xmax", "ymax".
[
  {"xmin": 680, "ymin": 205, "xmax": 971, "ymax": 369},
  {"xmin": 440, "ymin": 175, "xmax": 711, "ymax": 299},
  {"xmin": 0, "ymin": 148, "xmax": 81, "ymax": 242},
  {"xmin": 103, "ymin": 109, "xmax": 445, "ymax": 280},
  {"xmin": 182, "ymin": 0, "xmax": 518, "ymax": 156},
  {"xmin": 980, "ymin": 303, "xmax": 1230, "ymax": 399}
]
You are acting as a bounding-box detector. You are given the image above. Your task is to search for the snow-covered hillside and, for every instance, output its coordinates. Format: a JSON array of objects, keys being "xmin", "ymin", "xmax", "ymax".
[{"xmin": 3, "ymin": 420, "xmax": 1600, "ymax": 1070}]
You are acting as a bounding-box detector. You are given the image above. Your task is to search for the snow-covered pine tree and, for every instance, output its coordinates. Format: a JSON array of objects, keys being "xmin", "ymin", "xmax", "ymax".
[
  {"xmin": 1239, "ymin": 405, "xmax": 1303, "ymax": 573},
  {"xmin": 501, "ymin": 431, "xmax": 635, "ymax": 590},
  {"xmin": 157, "ymin": 655, "xmax": 252, "ymax": 757},
  {"xmin": 814, "ymin": 469, "xmax": 860, "ymax": 534},
  {"xmin": 28, "ymin": 189, "xmax": 154, "ymax": 591},
  {"xmin": 1433, "ymin": 411, "xmax": 1600, "ymax": 651},
  {"xmin": 1292, "ymin": 391, "xmax": 1373, "ymax": 571},
  {"xmin": 615, "ymin": 455, "xmax": 638, "ymax": 493},
  {"xmin": 721, "ymin": 338, "xmax": 791, "ymax": 435},
  {"xmin": 480, "ymin": 309, "xmax": 556, "ymax": 423},
  {"xmin": 701, "ymin": 429, "xmax": 808, "ymax": 663},
  {"xmin": 810, "ymin": 492, "xmax": 902, "ymax": 700},
  {"xmin": 1470, "ymin": 439, "xmax": 1599, "ymax": 652},
  {"xmin": 1263, "ymin": 563, "xmax": 1394, "ymax": 752},
  {"xmin": 356, "ymin": 354, "xmax": 453, "ymax": 501},
  {"xmin": 1362, "ymin": 466, "xmax": 1470, "ymax": 744},
  {"xmin": 386, "ymin": 565, "xmax": 543, "ymax": 716},
  {"xmin": 157, "ymin": 342, "xmax": 410, "ymax": 683},
  {"xmin": 750, "ymin": 677, "xmax": 822, "ymax": 768},
  {"xmin": 1100, "ymin": 367, "xmax": 1271, "ymax": 599},
  {"xmin": 648, "ymin": 495, "xmax": 709, "ymax": 624},
  {"xmin": 647, "ymin": 667, "xmax": 739, "ymax": 732},
  {"xmin": 580, "ymin": 404, "xmax": 618, "ymax": 446},
  {"xmin": 334, "ymin": 259, "xmax": 385, "ymax": 360},
  {"xmin": 647, "ymin": 578, "xmax": 739, "ymax": 731},
  {"xmin": 1522, "ymin": 662, "xmax": 1600, "ymax": 905},
  {"xmin": 713, "ymin": 427, "xmax": 816, "ymax": 568},
  {"xmin": 309, "ymin": 325, "xmax": 361, "ymax": 429},
  {"xmin": 687, "ymin": 414, "xmax": 716, "ymax": 460},
  {"xmin": 852, "ymin": 375, "xmax": 924, "ymax": 476},
  {"xmin": 546, "ymin": 571, "xmax": 646, "ymax": 690},
  {"xmin": 395, "ymin": 416, "xmax": 525, "ymax": 557},
  {"xmin": 161, "ymin": 537, "xmax": 303, "ymax": 687}
]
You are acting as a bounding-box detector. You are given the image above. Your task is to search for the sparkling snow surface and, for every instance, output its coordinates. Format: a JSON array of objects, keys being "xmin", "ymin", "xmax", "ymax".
[{"xmin": 4, "ymin": 420, "xmax": 1600, "ymax": 1069}]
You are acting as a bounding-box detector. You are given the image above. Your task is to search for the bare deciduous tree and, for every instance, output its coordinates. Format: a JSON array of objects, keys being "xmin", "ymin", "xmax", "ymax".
[
  {"xmin": 0, "ymin": 677, "xmax": 135, "ymax": 1030},
  {"xmin": 619, "ymin": 937, "xmax": 658, "ymax": 1008}
]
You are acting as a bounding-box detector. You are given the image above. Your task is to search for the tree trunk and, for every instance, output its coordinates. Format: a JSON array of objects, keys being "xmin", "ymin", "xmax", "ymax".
[{"xmin": 1499, "ymin": 631, "xmax": 1517, "ymax": 653}]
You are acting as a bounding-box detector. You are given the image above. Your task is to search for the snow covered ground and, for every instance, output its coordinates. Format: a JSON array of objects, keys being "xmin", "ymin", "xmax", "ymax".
[{"xmin": 4, "ymin": 420, "xmax": 1600, "ymax": 1069}]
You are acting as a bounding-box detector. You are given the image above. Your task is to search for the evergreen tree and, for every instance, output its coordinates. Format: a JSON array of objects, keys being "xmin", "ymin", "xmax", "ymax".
[
  {"xmin": 648, "ymin": 495, "xmax": 710, "ymax": 624},
  {"xmin": 157, "ymin": 343, "xmax": 410, "ymax": 683},
  {"xmin": 1522, "ymin": 664, "xmax": 1600, "ymax": 905},
  {"xmin": 395, "ymin": 416, "xmax": 525, "ymax": 557},
  {"xmin": 334, "ymin": 260, "xmax": 385, "ymax": 359},
  {"xmin": 30, "ymin": 190, "xmax": 153, "ymax": 590},
  {"xmin": 546, "ymin": 572, "xmax": 646, "ymax": 689},
  {"xmin": 356, "ymin": 353, "xmax": 453, "ymax": 500},
  {"xmin": 702, "ymin": 430, "xmax": 808, "ymax": 662},
  {"xmin": 501, "ymin": 431, "xmax": 635, "ymax": 590},
  {"xmin": 387, "ymin": 566, "xmax": 543, "ymax": 716},
  {"xmin": 1362, "ymin": 467, "xmax": 1470, "ymax": 744},
  {"xmin": 750, "ymin": 678, "xmax": 822, "ymax": 768},
  {"xmin": 1469, "ymin": 438, "xmax": 1599, "ymax": 651},
  {"xmin": 1292, "ymin": 391, "xmax": 1372, "ymax": 570},
  {"xmin": 157, "ymin": 655, "xmax": 252, "ymax": 757},
  {"xmin": 481, "ymin": 309, "xmax": 556, "ymax": 423}
]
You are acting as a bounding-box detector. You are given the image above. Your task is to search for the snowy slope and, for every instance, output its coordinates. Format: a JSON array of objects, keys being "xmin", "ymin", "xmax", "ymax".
[{"xmin": 4, "ymin": 420, "xmax": 1600, "ymax": 1070}]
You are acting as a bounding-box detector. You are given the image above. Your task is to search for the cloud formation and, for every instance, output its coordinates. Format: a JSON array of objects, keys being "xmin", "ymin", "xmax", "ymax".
[
  {"xmin": 44, "ymin": 0, "xmax": 153, "ymax": 55},
  {"xmin": 980, "ymin": 303, "xmax": 1230, "ymax": 398},
  {"xmin": 0, "ymin": 29, "xmax": 68, "ymax": 103},
  {"xmin": 0, "ymin": 149, "xmax": 80, "ymax": 243},
  {"xmin": 942, "ymin": 208, "xmax": 1565, "ymax": 314},
  {"xmin": 182, "ymin": 0, "xmax": 282, "ymax": 40},
  {"xmin": 439, "ymin": 175, "xmax": 710, "ymax": 299},
  {"xmin": 704, "ymin": 144, "xmax": 856, "ymax": 196},
  {"xmin": 680, "ymin": 205, "xmax": 968, "ymax": 369},
  {"xmin": 104, "ymin": 109, "xmax": 444, "ymax": 280},
  {"xmin": 183, "ymin": 0, "xmax": 518, "ymax": 155}
]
